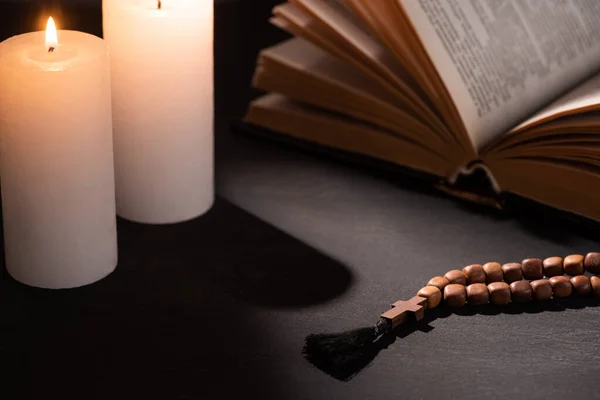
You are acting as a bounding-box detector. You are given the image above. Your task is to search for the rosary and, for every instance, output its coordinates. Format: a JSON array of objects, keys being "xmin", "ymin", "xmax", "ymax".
[{"xmin": 303, "ymin": 252, "xmax": 600, "ymax": 380}]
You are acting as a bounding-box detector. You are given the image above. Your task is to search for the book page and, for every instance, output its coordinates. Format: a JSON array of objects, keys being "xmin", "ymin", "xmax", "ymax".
[
  {"xmin": 512, "ymin": 71, "xmax": 600, "ymax": 132},
  {"xmin": 278, "ymin": 0, "xmax": 450, "ymax": 136},
  {"xmin": 257, "ymin": 38, "xmax": 453, "ymax": 157},
  {"xmin": 400, "ymin": 0, "xmax": 600, "ymax": 151},
  {"xmin": 289, "ymin": 0, "xmax": 417, "ymax": 89},
  {"xmin": 320, "ymin": 0, "xmax": 371, "ymax": 33}
]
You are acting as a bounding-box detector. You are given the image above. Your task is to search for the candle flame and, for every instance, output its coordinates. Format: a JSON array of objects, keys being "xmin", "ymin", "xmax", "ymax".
[{"xmin": 46, "ymin": 17, "xmax": 58, "ymax": 52}]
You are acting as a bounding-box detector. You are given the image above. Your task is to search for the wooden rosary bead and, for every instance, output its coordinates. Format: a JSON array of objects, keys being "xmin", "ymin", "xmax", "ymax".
[
  {"xmin": 466, "ymin": 283, "xmax": 489, "ymax": 305},
  {"xmin": 444, "ymin": 270, "xmax": 467, "ymax": 286},
  {"xmin": 417, "ymin": 286, "xmax": 442, "ymax": 309},
  {"xmin": 521, "ymin": 258, "xmax": 543, "ymax": 280},
  {"xmin": 543, "ymin": 257, "xmax": 563, "ymax": 277},
  {"xmin": 590, "ymin": 276, "xmax": 600, "ymax": 296},
  {"xmin": 570, "ymin": 275, "xmax": 591, "ymax": 296},
  {"xmin": 549, "ymin": 276, "xmax": 572, "ymax": 297},
  {"xmin": 584, "ymin": 253, "xmax": 600, "ymax": 274},
  {"xmin": 444, "ymin": 284, "xmax": 467, "ymax": 308},
  {"xmin": 510, "ymin": 280, "xmax": 532, "ymax": 303},
  {"xmin": 564, "ymin": 254, "xmax": 585, "ymax": 276},
  {"xmin": 530, "ymin": 279, "xmax": 553, "ymax": 301},
  {"xmin": 501, "ymin": 263, "xmax": 523, "ymax": 283},
  {"xmin": 482, "ymin": 262, "xmax": 503, "ymax": 283},
  {"xmin": 487, "ymin": 282, "xmax": 511, "ymax": 305},
  {"xmin": 462, "ymin": 264, "xmax": 486, "ymax": 284},
  {"xmin": 427, "ymin": 276, "xmax": 450, "ymax": 292}
]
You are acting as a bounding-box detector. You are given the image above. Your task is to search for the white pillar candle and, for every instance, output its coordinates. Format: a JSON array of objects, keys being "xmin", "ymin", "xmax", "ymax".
[
  {"xmin": 0, "ymin": 18, "xmax": 118, "ymax": 289},
  {"xmin": 103, "ymin": 0, "xmax": 214, "ymax": 224}
]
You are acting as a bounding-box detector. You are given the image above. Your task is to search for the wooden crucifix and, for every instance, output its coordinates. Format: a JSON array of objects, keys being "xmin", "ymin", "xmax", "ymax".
[{"xmin": 381, "ymin": 296, "xmax": 427, "ymax": 328}]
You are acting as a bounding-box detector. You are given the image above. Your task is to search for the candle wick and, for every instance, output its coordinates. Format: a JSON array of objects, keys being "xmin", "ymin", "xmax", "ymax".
[
  {"xmin": 48, "ymin": 46, "xmax": 55, "ymax": 53},
  {"xmin": 158, "ymin": 0, "xmax": 162, "ymax": 10}
]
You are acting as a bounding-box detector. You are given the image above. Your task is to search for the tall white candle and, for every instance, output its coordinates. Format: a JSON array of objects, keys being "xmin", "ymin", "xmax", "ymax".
[
  {"xmin": 103, "ymin": 0, "xmax": 214, "ymax": 224},
  {"xmin": 0, "ymin": 19, "xmax": 118, "ymax": 289}
]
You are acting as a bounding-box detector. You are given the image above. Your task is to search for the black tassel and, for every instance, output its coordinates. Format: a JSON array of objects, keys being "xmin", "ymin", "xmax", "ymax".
[{"xmin": 302, "ymin": 318, "xmax": 392, "ymax": 381}]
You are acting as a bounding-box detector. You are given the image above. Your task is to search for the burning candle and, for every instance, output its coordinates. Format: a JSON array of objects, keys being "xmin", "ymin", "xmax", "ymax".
[
  {"xmin": 0, "ymin": 18, "xmax": 118, "ymax": 289},
  {"xmin": 103, "ymin": 0, "xmax": 214, "ymax": 224}
]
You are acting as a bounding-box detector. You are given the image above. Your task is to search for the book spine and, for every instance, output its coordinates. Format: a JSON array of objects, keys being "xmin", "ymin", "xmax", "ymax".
[{"xmin": 449, "ymin": 162, "xmax": 501, "ymax": 194}]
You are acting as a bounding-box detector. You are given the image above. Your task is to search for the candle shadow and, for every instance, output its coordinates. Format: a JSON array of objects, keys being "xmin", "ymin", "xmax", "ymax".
[
  {"xmin": 0, "ymin": 198, "xmax": 354, "ymax": 399},
  {"xmin": 114, "ymin": 199, "xmax": 354, "ymax": 309},
  {"xmin": 310, "ymin": 294, "xmax": 600, "ymax": 382}
]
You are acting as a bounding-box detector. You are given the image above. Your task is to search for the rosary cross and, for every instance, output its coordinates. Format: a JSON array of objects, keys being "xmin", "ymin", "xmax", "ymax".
[{"xmin": 381, "ymin": 296, "xmax": 427, "ymax": 328}]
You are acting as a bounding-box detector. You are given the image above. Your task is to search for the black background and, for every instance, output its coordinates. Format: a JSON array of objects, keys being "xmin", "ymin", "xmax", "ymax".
[{"xmin": 2, "ymin": 1, "xmax": 600, "ymax": 399}]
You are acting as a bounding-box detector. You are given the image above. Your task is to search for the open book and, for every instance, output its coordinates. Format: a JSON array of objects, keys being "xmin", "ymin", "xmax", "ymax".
[{"xmin": 244, "ymin": 0, "xmax": 600, "ymax": 222}]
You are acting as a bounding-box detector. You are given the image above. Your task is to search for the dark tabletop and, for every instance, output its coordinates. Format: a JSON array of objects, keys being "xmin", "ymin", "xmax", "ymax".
[{"xmin": 2, "ymin": 1, "xmax": 600, "ymax": 399}]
